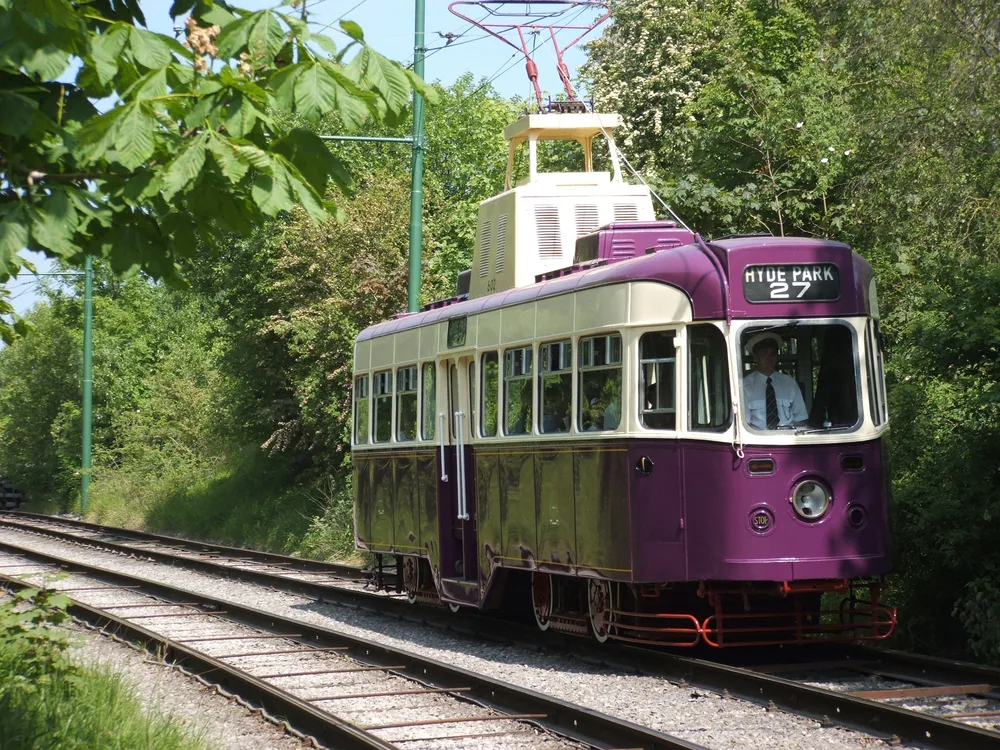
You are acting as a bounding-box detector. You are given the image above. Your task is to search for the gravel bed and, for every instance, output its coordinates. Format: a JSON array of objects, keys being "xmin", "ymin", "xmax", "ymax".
[{"xmin": 0, "ymin": 528, "xmax": 894, "ymax": 749}]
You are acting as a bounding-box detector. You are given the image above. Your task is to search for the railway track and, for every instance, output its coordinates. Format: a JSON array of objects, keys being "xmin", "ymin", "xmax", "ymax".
[
  {"xmin": 0, "ymin": 537, "xmax": 701, "ymax": 750},
  {"xmin": 3, "ymin": 512, "xmax": 1000, "ymax": 749}
]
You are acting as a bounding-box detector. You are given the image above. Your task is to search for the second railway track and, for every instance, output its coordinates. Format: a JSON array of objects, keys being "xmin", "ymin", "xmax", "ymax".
[
  {"xmin": 0, "ymin": 537, "xmax": 701, "ymax": 750},
  {"xmin": 4, "ymin": 512, "xmax": 1000, "ymax": 749}
]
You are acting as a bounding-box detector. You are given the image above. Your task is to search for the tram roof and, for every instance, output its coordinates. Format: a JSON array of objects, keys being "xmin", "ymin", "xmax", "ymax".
[{"xmin": 356, "ymin": 235, "xmax": 871, "ymax": 343}]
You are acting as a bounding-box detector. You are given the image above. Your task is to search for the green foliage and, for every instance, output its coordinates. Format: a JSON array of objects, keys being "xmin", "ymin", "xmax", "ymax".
[
  {"xmin": 0, "ymin": 269, "xmax": 226, "ymax": 509},
  {"xmin": 0, "ymin": 0, "xmax": 433, "ymax": 343},
  {"xmin": 89, "ymin": 441, "xmax": 321, "ymax": 554},
  {"xmin": 0, "ymin": 300, "xmax": 81, "ymax": 500},
  {"xmin": 195, "ymin": 76, "xmax": 520, "ymax": 468},
  {"xmin": 0, "ymin": 588, "xmax": 205, "ymax": 750}
]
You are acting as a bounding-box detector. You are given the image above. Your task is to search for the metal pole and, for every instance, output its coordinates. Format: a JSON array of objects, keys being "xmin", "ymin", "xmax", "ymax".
[
  {"xmin": 81, "ymin": 255, "xmax": 93, "ymax": 514},
  {"xmin": 407, "ymin": 0, "xmax": 426, "ymax": 313}
]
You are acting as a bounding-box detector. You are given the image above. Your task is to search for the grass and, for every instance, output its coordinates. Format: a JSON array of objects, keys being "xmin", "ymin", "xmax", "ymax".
[
  {"xmin": 0, "ymin": 588, "xmax": 206, "ymax": 750},
  {"xmin": 85, "ymin": 444, "xmax": 360, "ymax": 562}
]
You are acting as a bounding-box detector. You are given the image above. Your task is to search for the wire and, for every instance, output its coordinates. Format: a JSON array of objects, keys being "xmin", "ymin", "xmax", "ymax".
[
  {"xmin": 421, "ymin": 31, "xmax": 494, "ymax": 56},
  {"xmin": 407, "ymin": 6, "xmax": 493, "ymax": 68},
  {"xmin": 307, "ymin": 0, "xmax": 371, "ymax": 36},
  {"xmin": 590, "ymin": 113, "xmax": 692, "ymax": 231}
]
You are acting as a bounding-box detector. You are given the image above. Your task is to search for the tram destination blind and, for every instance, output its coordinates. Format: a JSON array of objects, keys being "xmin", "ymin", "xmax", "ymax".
[{"xmin": 743, "ymin": 263, "xmax": 840, "ymax": 302}]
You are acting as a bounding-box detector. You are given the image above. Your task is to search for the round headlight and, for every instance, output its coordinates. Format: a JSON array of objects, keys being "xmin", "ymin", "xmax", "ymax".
[{"xmin": 791, "ymin": 480, "xmax": 831, "ymax": 520}]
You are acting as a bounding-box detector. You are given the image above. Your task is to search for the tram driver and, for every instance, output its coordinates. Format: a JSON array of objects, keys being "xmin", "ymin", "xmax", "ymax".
[{"xmin": 742, "ymin": 332, "xmax": 808, "ymax": 430}]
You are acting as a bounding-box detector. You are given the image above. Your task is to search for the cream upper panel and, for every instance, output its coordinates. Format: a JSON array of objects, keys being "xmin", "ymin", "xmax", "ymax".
[
  {"xmin": 630, "ymin": 281, "xmax": 693, "ymax": 325},
  {"xmin": 370, "ymin": 334, "xmax": 394, "ymax": 370},
  {"xmin": 535, "ymin": 293, "xmax": 575, "ymax": 338},
  {"xmin": 394, "ymin": 328, "xmax": 419, "ymax": 364},
  {"xmin": 354, "ymin": 281, "xmax": 694, "ymax": 372},
  {"xmin": 419, "ymin": 323, "xmax": 438, "ymax": 359},
  {"xmin": 500, "ymin": 301, "xmax": 536, "ymax": 344},
  {"xmin": 354, "ymin": 339, "xmax": 371, "ymax": 372}
]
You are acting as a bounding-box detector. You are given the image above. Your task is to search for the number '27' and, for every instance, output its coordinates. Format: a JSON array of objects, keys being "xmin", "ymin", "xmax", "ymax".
[{"xmin": 770, "ymin": 281, "xmax": 811, "ymax": 299}]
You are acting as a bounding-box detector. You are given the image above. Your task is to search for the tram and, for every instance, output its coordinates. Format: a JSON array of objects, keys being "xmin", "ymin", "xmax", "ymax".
[{"xmin": 350, "ymin": 112, "xmax": 895, "ymax": 647}]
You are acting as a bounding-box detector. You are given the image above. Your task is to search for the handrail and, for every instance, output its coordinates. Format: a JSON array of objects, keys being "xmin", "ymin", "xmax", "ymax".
[
  {"xmin": 455, "ymin": 411, "xmax": 469, "ymax": 520},
  {"xmin": 438, "ymin": 412, "xmax": 449, "ymax": 482}
]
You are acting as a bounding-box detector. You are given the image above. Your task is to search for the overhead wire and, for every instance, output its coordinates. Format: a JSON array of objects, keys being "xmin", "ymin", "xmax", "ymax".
[
  {"xmin": 306, "ymin": 0, "xmax": 371, "ymax": 37},
  {"xmin": 595, "ymin": 114, "xmax": 691, "ymax": 230}
]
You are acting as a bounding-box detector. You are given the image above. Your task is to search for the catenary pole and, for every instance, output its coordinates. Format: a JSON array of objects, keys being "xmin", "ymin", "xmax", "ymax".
[
  {"xmin": 407, "ymin": 0, "xmax": 426, "ymax": 312},
  {"xmin": 81, "ymin": 255, "xmax": 93, "ymax": 514}
]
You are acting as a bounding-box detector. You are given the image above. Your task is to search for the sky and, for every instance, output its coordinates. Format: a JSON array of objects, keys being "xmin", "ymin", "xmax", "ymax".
[{"xmin": 8, "ymin": 0, "xmax": 604, "ymax": 317}]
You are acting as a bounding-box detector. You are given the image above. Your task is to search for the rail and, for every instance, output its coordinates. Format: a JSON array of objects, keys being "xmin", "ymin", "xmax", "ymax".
[{"xmin": 4, "ymin": 513, "xmax": 1000, "ymax": 749}]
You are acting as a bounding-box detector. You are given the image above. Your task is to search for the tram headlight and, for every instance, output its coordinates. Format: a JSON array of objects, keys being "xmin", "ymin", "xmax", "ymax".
[{"xmin": 791, "ymin": 480, "xmax": 831, "ymax": 521}]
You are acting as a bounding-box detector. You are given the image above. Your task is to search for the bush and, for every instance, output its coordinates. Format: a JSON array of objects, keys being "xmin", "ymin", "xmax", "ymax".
[{"xmin": 0, "ymin": 587, "xmax": 204, "ymax": 750}]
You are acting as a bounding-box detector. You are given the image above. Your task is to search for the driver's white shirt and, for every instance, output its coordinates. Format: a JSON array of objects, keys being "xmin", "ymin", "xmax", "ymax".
[{"xmin": 742, "ymin": 370, "xmax": 808, "ymax": 429}]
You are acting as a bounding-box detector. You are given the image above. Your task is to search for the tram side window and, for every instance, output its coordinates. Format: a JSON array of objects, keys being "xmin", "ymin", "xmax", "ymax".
[
  {"xmin": 688, "ymin": 325, "xmax": 731, "ymax": 431},
  {"xmin": 354, "ymin": 375, "xmax": 369, "ymax": 445},
  {"xmin": 874, "ymin": 321, "xmax": 888, "ymax": 423},
  {"xmin": 396, "ymin": 366, "xmax": 418, "ymax": 441},
  {"xmin": 865, "ymin": 321, "xmax": 884, "ymax": 427},
  {"xmin": 421, "ymin": 363, "xmax": 436, "ymax": 440},
  {"xmin": 579, "ymin": 334, "xmax": 622, "ymax": 431},
  {"xmin": 481, "ymin": 352, "xmax": 499, "ymax": 437},
  {"xmin": 639, "ymin": 331, "xmax": 676, "ymax": 430},
  {"xmin": 539, "ymin": 340, "xmax": 571, "ymax": 434},
  {"xmin": 504, "ymin": 346, "xmax": 533, "ymax": 435},
  {"xmin": 373, "ymin": 370, "xmax": 392, "ymax": 443},
  {"xmin": 467, "ymin": 361, "xmax": 476, "ymax": 437}
]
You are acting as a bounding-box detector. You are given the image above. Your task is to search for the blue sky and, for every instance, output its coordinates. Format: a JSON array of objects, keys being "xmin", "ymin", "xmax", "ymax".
[{"xmin": 9, "ymin": 1, "xmax": 602, "ymax": 316}]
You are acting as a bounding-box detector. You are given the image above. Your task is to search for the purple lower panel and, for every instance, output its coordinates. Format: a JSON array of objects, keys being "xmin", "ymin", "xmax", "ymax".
[
  {"xmin": 628, "ymin": 444, "xmax": 685, "ymax": 581},
  {"xmin": 393, "ymin": 455, "xmax": 419, "ymax": 555},
  {"xmin": 681, "ymin": 438, "xmax": 891, "ymax": 581},
  {"xmin": 476, "ymin": 450, "xmax": 502, "ymax": 587},
  {"xmin": 370, "ymin": 455, "xmax": 394, "ymax": 548},
  {"xmin": 352, "ymin": 457, "xmax": 372, "ymax": 547}
]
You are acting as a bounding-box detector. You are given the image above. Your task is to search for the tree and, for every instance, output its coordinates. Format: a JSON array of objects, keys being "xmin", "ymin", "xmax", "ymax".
[
  {"xmin": 585, "ymin": 0, "xmax": 857, "ymax": 237},
  {"xmin": 0, "ymin": 0, "xmax": 433, "ymax": 342},
  {"xmin": 194, "ymin": 77, "xmax": 521, "ymax": 471}
]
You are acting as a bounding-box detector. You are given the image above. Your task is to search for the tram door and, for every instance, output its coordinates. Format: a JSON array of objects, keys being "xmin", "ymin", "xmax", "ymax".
[{"xmin": 439, "ymin": 356, "xmax": 478, "ymax": 581}]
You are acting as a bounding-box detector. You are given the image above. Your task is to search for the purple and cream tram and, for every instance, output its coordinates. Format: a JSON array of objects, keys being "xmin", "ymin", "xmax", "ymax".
[{"xmin": 351, "ymin": 113, "xmax": 895, "ymax": 646}]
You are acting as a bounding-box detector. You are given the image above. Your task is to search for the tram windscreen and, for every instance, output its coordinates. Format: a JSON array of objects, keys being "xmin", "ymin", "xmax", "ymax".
[{"xmin": 739, "ymin": 323, "xmax": 860, "ymax": 432}]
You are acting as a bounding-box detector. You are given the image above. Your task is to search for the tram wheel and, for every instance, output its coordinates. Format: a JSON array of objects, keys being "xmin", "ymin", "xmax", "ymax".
[
  {"xmin": 588, "ymin": 579, "xmax": 612, "ymax": 643},
  {"xmin": 402, "ymin": 556, "xmax": 419, "ymax": 605},
  {"xmin": 531, "ymin": 572, "xmax": 553, "ymax": 631}
]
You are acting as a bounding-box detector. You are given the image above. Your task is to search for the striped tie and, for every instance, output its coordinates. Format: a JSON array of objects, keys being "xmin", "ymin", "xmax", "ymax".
[{"xmin": 765, "ymin": 377, "xmax": 779, "ymax": 429}]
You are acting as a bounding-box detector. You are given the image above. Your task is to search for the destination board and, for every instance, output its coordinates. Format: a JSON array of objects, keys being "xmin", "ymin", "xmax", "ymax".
[{"xmin": 743, "ymin": 264, "xmax": 840, "ymax": 303}]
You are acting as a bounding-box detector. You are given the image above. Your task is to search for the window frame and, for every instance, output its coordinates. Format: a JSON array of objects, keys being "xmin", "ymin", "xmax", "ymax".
[
  {"xmin": 538, "ymin": 338, "xmax": 573, "ymax": 435},
  {"xmin": 503, "ymin": 345, "xmax": 534, "ymax": 436},
  {"xmin": 420, "ymin": 361, "xmax": 436, "ymax": 441},
  {"xmin": 480, "ymin": 351, "xmax": 500, "ymax": 438},
  {"xmin": 395, "ymin": 365, "xmax": 419, "ymax": 442},
  {"xmin": 577, "ymin": 332, "xmax": 623, "ymax": 433},
  {"xmin": 638, "ymin": 328, "xmax": 678, "ymax": 431},
  {"xmin": 864, "ymin": 319, "xmax": 885, "ymax": 427},
  {"xmin": 353, "ymin": 374, "xmax": 369, "ymax": 445},
  {"xmin": 735, "ymin": 318, "xmax": 865, "ymax": 435},
  {"xmin": 372, "ymin": 369, "xmax": 393, "ymax": 444},
  {"xmin": 686, "ymin": 324, "xmax": 732, "ymax": 433}
]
